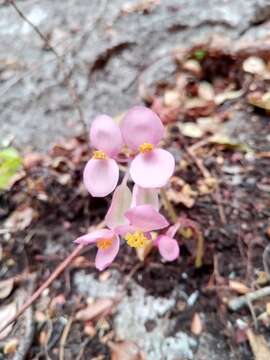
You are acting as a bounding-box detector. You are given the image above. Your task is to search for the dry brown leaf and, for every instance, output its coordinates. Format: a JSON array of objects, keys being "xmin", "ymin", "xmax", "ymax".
[
  {"xmin": 0, "ymin": 302, "xmax": 17, "ymax": 340},
  {"xmin": 182, "ymin": 59, "xmax": 202, "ymax": 77},
  {"xmin": 197, "ymin": 176, "xmax": 217, "ymax": 195},
  {"xmin": 229, "ymin": 280, "xmax": 250, "ymax": 295},
  {"xmin": 248, "ymin": 91, "xmax": 270, "ymax": 111},
  {"xmin": 246, "ymin": 329, "xmax": 270, "ymax": 360},
  {"xmin": 215, "ymin": 89, "xmax": 243, "ymax": 105},
  {"xmin": 110, "ymin": 341, "xmax": 145, "ymax": 360},
  {"xmin": 191, "ymin": 313, "xmax": 203, "ymax": 335},
  {"xmin": 23, "ymin": 152, "xmax": 45, "ymax": 169},
  {"xmin": 0, "ymin": 278, "xmax": 14, "ymax": 300},
  {"xmin": 4, "ymin": 206, "xmax": 36, "ymax": 231},
  {"xmin": 178, "ymin": 122, "xmax": 204, "ymax": 138},
  {"xmin": 163, "ymin": 89, "xmax": 181, "ymax": 108},
  {"xmin": 75, "ymin": 298, "xmax": 114, "ymax": 322},
  {"xmin": 166, "ymin": 178, "xmax": 197, "ymax": 208},
  {"xmin": 198, "ymin": 81, "xmax": 215, "ymax": 101},
  {"xmin": 243, "ymin": 56, "xmax": 266, "ymax": 75},
  {"xmin": 3, "ymin": 338, "xmax": 18, "ymax": 355}
]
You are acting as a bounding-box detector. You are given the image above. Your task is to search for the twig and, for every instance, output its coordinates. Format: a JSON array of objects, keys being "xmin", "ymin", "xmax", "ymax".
[
  {"xmin": 8, "ymin": 0, "xmax": 87, "ymax": 136},
  {"xmin": 75, "ymin": 338, "xmax": 91, "ymax": 360},
  {"xmin": 0, "ymin": 244, "xmax": 85, "ymax": 335},
  {"xmin": 185, "ymin": 146, "xmax": 211, "ymax": 179},
  {"xmin": 211, "ymin": 186, "xmax": 227, "ymax": 225},
  {"xmin": 263, "ymin": 244, "xmax": 270, "ymax": 280},
  {"xmin": 228, "ymin": 286, "xmax": 270, "ymax": 311},
  {"xmin": 59, "ymin": 317, "xmax": 74, "ymax": 360},
  {"xmin": 14, "ymin": 275, "xmax": 37, "ymax": 360}
]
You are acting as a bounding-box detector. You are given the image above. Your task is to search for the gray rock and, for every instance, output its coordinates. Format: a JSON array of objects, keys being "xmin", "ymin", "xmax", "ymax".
[{"xmin": 1, "ymin": 0, "xmax": 270, "ymax": 150}]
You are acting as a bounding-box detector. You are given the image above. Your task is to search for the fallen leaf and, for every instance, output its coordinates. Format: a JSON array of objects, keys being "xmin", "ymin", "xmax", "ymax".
[
  {"xmin": 0, "ymin": 278, "xmax": 14, "ymax": 300},
  {"xmin": 4, "ymin": 206, "xmax": 36, "ymax": 231},
  {"xmin": 215, "ymin": 89, "xmax": 243, "ymax": 105},
  {"xmin": 246, "ymin": 329, "xmax": 270, "ymax": 360},
  {"xmin": 178, "ymin": 122, "xmax": 204, "ymax": 138},
  {"xmin": 110, "ymin": 341, "xmax": 145, "ymax": 360},
  {"xmin": 197, "ymin": 176, "xmax": 217, "ymax": 195},
  {"xmin": 229, "ymin": 280, "xmax": 250, "ymax": 295},
  {"xmin": 256, "ymin": 271, "xmax": 269, "ymax": 286},
  {"xmin": 163, "ymin": 89, "xmax": 181, "ymax": 108},
  {"xmin": 75, "ymin": 298, "xmax": 114, "ymax": 322},
  {"xmin": 191, "ymin": 313, "xmax": 203, "ymax": 335},
  {"xmin": 198, "ymin": 81, "xmax": 215, "ymax": 101},
  {"xmin": 3, "ymin": 338, "xmax": 18, "ymax": 354},
  {"xmin": 0, "ymin": 302, "xmax": 17, "ymax": 340},
  {"xmin": 182, "ymin": 59, "xmax": 202, "ymax": 77},
  {"xmin": 0, "ymin": 147, "xmax": 22, "ymax": 190},
  {"xmin": 209, "ymin": 134, "xmax": 252, "ymax": 153},
  {"xmin": 243, "ymin": 56, "xmax": 266, "ymax": 75},
  {"xmin": 167, "ymin": 177, "xmax": 197, "ymax": 208},
  {"xmin": 248, "ymin": 91, "xmax": 270, "ymax": 111},
  {"xmin": 23, "ymin": 152, "xmax": 45, "ymax": 169}
]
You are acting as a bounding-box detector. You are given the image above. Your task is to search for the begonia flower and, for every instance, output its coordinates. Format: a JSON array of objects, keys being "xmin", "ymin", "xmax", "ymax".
[
  {"xmin": 83, "ymin": 115, "xmax": 123, "ymax": 197},
  {"xmin": 121, "ymin": 106, "xmax": 175, "ymax": 188},
  {"xmin": 75, "ymin": 176, "xmax": 132, "ymax": 271},
  {"xmin": 75, "ymin": 229, "xmax": 120, "ymax": 271},
  {"xmin": 131, "ymin": 184, "xmax": 160, "ymax": 210},
  {"xmin": 155, "ymin": 224, "xmax": 180, "ymax": 261},
  {"xmin": 117, "ymin": 204, "xmax": 169, "ymax": 249}
]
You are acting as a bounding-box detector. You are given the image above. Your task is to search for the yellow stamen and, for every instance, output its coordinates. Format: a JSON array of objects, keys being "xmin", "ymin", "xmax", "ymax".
[
  {"xmin": 92, "ymin": 150, "xmax": 107, "ymax": 160},
  {"xmin": 124, "ymin": 231, "xmax": 148, "ymax": 248},
  {"xmin": 97, "ymin": 238, "xmax": 113, "ymax": 250},
  {"xmin": 139, "ymin": 143, "xmax": 154, "ymax": 154}
]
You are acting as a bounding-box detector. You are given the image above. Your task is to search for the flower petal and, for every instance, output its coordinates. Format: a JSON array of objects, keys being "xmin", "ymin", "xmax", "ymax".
[
  {"xmin": 125, "ymin": 204, "xmax": 169, "ymax": 232},
  {"xmin": 114, "ymin": 224, "xmax": 136, "ymax": 236},
  {"xmin": 74, "ymin": 229, "xmax": 115, "ymax": 245},
  {"xmin": 95, "ymin": 235, "xmax": 120, "ymax": 271},
  {"xmin": 105, "ymin": 182, "xmax": 132, "ymax": 229},
  {"xmin": 166, "ymin": 224, "xmax": 180, "ymax": 238},
  {"xmin": 130, "ymin": 149, "xmax": 175, "ymax": 188},
  {"xmin": 90, "ymin": 115, "xmax": 123, "ymax": 157},
  {"xmin": 131, "ymin": 184, "xmax": 160, "ymax": 210},
  {"xmin": 157, "ymin": 235, "xmax": 179, "ymax": 261},
  {"xmin": 83, "ymin": 158, "xmax": 119, "ymax": 197},
  {"xmin": 121, "ymin": 106, "xmax": 164, "ymax": 151}
]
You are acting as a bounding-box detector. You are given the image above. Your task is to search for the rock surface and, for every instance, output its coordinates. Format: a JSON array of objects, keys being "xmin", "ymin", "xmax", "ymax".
[{"xmin": 1, "ymin": 0, "xmax": 270, "ymax": 150}]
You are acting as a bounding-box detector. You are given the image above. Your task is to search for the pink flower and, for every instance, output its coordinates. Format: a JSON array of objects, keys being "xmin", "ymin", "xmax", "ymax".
[
  {"xmin": 121, "ymin": 106, "xmax": 175, "ymax": 188},
  {"xmin": 75, "ymin": 229, "xmax": 120, "ymax": 271},
  {"xmin": 83, "ymin": 115, "xmax": 123, "ymax": 197},
  {"xmin": 117, "ymin": 204, "xmax": 169, "ymax": 249},
  {"xmin": 155, "ymin": 224, "xmax": 180, "ymax": 261},
  {"xmin": 75, "ymin": 177, "xmax": 132, "ymax": 271},
  {"xmin": 131, "ymin": 184, "xmax": 159, "ymax": 210}
]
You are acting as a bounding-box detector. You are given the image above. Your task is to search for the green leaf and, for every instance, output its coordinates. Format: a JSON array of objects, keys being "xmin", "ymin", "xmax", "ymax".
[
  {"xmin": 194, "ymin": 50, "xmax": 206, "ymax": 61},
  {"xmin": 0, "ymin": 147, "xmax": 22, "ymax": 190}
]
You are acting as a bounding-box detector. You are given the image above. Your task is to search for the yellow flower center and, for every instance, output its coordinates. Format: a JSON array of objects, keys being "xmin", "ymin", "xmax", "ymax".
[
  {"xmin": 97, "ymin": 238, "xmax": 113, "ymax": 250},
  {"xmin": 124, "ymin": 231, "xmax": 148, "ymax": 248},
  {"xmin": 92, "ymin": 150, "xmax": 107, "ymax": 160},
  {"xmin": 139, "ymin": 143, "xmax": 154, "ymax": 154}
]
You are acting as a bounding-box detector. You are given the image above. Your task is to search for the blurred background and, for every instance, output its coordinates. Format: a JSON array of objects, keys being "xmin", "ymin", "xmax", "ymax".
[{"xmin": 1, "ymin": 1, "xmax": 270, "ymax": 359}]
